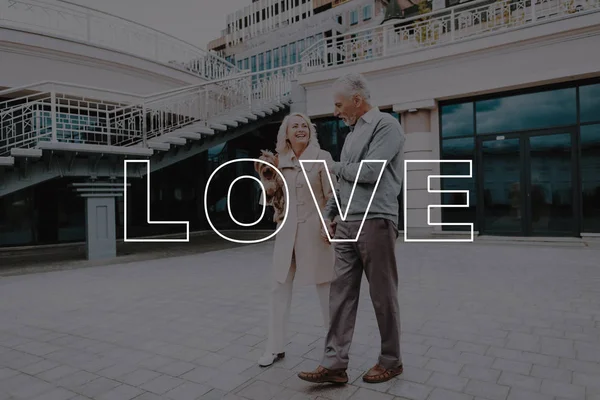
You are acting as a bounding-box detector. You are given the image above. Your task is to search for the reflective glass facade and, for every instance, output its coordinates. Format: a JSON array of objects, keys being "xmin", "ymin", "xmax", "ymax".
[
  {"xmin": 0, "ymin": 178, "xmax": 86, "ymax": 246},
  {"xmin": 440, "ymin": 79, "xmax": 600, "ymax": 236}
]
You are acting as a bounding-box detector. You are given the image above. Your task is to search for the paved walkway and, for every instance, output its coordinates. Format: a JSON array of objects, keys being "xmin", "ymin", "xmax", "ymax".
[{"xmin": 1, "ymin": 241, "xmax": 599, "ymax": 400}]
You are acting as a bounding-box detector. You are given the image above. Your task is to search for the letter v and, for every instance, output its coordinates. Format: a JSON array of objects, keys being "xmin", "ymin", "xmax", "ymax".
[{"xmin": 299, "ymin": 160, "xmax": 386, "ymax": 243}]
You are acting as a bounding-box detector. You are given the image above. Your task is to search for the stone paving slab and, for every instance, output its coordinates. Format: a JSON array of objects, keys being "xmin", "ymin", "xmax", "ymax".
[{"xmin": 1, "ymin": 241, "xmax": 600, "ymax": 400}]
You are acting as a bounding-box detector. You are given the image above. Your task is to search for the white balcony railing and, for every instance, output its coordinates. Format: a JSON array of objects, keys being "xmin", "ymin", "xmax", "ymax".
[
  {"xmin": 0, "ymin": 64, "xmax": 301, "ymax": 156},
  {"xmin": 0, "ymin": 0, "xmax": 240, "ymax": 80},
  {"xmin": 301, "ymin": 0, "xmax": 600, "ymax": 72}
]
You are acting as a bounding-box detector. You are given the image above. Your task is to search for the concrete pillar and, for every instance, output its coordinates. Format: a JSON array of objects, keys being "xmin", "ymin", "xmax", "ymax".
[
  {"xmin": 394, "ymin": 100, "xmax": 439, "ymax": 239},
  {"xmin": 290, "ymin": 79, "xmax": 307, "ymax": 114},
  {"xmin": 85, "ymin": 196, "xmax": 117, "ymax": 260},
  {"xmin": 71, "ymin": 182, "xmax": 125, "ymax": 261}
]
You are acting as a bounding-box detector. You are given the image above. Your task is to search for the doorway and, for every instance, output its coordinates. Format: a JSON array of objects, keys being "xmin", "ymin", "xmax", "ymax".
[{"xmin": 477, "ymin": 128, "xmax": 578, "ymax": 236}]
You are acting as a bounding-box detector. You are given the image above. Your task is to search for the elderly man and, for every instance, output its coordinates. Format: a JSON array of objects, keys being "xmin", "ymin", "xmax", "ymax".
[{"xmin": 298, "ymin": 73, "xmax": 405, "ymax": 384}]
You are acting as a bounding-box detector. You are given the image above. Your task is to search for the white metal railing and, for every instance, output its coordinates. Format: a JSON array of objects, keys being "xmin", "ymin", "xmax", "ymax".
[
  {"xmin": 301, "ymin": 0, "xmax": 600, "ymax": 71},
  {"xmin": 0, "ymin": 0, "xmax": 240, "ymax": 80},
  {"xmin": 0, "ymin": 64, "xmax": 301, "ymax": 156}
]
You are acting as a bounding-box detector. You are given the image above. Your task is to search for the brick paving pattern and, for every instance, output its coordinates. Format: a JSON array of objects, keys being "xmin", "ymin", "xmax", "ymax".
[{"xmin": 1, "ymin": 241, "xmax": 599, "ymax": 399}]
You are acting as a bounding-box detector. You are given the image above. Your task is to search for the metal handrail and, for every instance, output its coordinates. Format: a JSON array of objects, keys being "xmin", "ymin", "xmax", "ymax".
[
  {"xmin": 300, "ymin": 0, "xmax": 600, "ymax": 64},
  {"xmin": 0, "ymin": 0, "xmax": 239, "ymax": 79},
  {"xmin": 0, "ymin": 62, "xmax": 303, "ymax": 108},
  {"xmin": 0, "ymin": 63, "xmax": 300, "ymax": 156},
  {"xmin": 54, "ymin": 0, "xmax": 236, "ymax": 70},
  {"xmin": 0, "ymin": 81, "xmax": 143, "ymax": 99},
  {"xmin": 300, "ymin": 0, "xmax": 497, "ymax": 58}
]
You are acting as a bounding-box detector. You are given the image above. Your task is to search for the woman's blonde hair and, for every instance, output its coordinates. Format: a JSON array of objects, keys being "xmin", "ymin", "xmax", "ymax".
[{"xmin": 275, "ymin": 112, "xmax": 320, "ymax": 155}]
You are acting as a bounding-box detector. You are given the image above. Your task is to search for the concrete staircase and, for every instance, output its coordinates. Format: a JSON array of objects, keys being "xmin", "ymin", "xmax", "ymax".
[{"xmin": 0, "ymin": 66, "xmax": 298, "ymax": 197}]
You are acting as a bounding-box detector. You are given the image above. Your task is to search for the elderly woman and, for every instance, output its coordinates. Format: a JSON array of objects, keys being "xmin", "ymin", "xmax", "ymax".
[{"xmin": 257, "ymin": 112, "xmax": 337, "ymax": 367}]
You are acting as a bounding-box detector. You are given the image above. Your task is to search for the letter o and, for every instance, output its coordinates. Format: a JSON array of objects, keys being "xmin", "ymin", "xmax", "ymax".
[{"xmin": 204, "ymin": 158, "xmax": 289, "ymax": 244}]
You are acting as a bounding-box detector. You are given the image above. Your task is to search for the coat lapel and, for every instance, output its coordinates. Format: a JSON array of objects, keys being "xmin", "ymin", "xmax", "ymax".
[
  {"xmin": 298, "ymin": 145, "xmax": 320, "ymax": 172},
  {"xmin": 277, "ymin": 145, "xmax": 321, "ymax": 172}
]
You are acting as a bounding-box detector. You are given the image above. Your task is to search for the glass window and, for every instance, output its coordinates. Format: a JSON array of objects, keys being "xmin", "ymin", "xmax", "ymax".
[
  {"xmin": 243, "ymin": 58, "xmax": 249, "ymax": 70},
  {"xmin": 281, "ymin": 44, "xmax": 288, "ymax": 66},
  {"xmin": 290, "ymin": 42, "xmax": 297, "ymax": 64},
  {"xmin": 580, "ymin": 83, "xmax": 600, "ymax": 124},
  {"xmin": 258, "ymin": 52, "xmax": 264, "ymax": 71},
  {"xmin": 251, "ymin": 55, "xmax": 257, "ymax": 72},
  {"xmin": 273, "ymin": 47, "xmax": 280, "ymax": 68},
  {"xmin": 265, "ymin": 50, "xmax": 272, "ymax": 69},
  {"xmin": 312, "ymin": 117, "xmax": 351, "ymax": 161},
  {"xmin": 363, "ymin": 4, "xmax": 372, "ymax": 20},
  {"xmin": 580, "ymin": 124, "xmax": 600, "ymax": 233},
  {"xmin": 0, "ymin": 189, "xmax": 33, "ymax": 246},
  {"xmin": 237, "ymin": 60, "xmax": 243, "ymax": 70},
  {"xmin": 316, "ymin": 33, "xmax": 323, "ymax": 42},
  {"xmin": 441, "ymin": 137, "xmax": 477, "ymax": 231},
  {"xmin": 298, "ymin": 39, "xmax": 305, "ymax": 54},
  {"xmin": 315, "ymin": 120, "xmax": 340, "ymax": 157},
  {"xmin": 350, "ymin": 10, "xmax": 358, "ymax": 24},
  {"xmin": 476, "ymin": 88, "xmax": 577, "ymax": 134},
  {"xmin": 441, "ymin": 102, "xmax": 474, "ymax": 138},
  {"xmin": 56, "ymin": 185, "xmax": 85, "ymax": 243}
]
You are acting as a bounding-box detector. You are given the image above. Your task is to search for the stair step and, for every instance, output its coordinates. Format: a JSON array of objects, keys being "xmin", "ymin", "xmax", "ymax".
[
  {"xmin": 147, "ymin": 142, "xmax": 170, "ymax": 151},
  {"xmin": 176, "ymin": 123, "xmax": 214, "ymax": 136},
  {"xmin": 0, "ymin": 156, "xmax": 14, "ymax": 166},
  {"xmin": 242, "ymin": 112, "xmax": 258, "ymax": 121},
  {"xmin": 217, "ymin": 119, "xmax": 238, "ymax": 128},
  {"xmin": 232, "ymin": 115, "xmax": 249, "ymax": 124},
  {"xmin": 163, "ymin": 137, "xmax": 187, "ymax": 146},
  {"xmin": 11, "ymin": 148, "xmax": 43, "ymax": 158},
  {"xmin": 177, "ymin": 132, "xmax": 202, "ymax": 140},
  {"xmin": 209, "ymin": 123, "xmax": 228, "ymax": 131},
  {"xmin": 37, "ymin": 142, "xmax": 154, "ymax": 156},
  {"xmin": 197, "ymin": 127, "xmax": 215, "ymax": 135}
]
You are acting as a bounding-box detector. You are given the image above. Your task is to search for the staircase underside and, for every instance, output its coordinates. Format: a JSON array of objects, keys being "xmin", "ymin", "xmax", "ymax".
[{"xmin": 0, "ymin": 101, "xmax": 290, "ymax": 197}]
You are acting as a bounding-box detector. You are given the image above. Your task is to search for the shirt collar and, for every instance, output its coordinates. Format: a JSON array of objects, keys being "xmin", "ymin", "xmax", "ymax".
[{"xmin": 358, "ymin": 107, "xmax": 380, "ymax": 125}]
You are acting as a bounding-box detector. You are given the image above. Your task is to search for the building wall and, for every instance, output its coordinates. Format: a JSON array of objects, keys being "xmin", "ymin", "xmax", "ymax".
[
  {"xmin": 229, "ymin": 0, "xmax": 380, "ymax": 74},
  {"xmin": 300, "ymin": 11, "xmax": 600, "ymax": 116},
  {"xmin": 297, "ymin": 11, "xmax": 600, "ymax": 237},
  {"xmin": 225, "ymin": 0, "xmax": 315, "ymax": 48},
  {"xmin": 438, "ymin": 79, "xmax": 600, "ymax": 236},
  {"xmin": 0, "ymin": 28, "xmax": 208, "ymax": 95}
]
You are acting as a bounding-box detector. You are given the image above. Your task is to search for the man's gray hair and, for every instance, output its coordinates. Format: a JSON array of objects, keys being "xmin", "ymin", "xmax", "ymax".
[{"xmin": 333, "ymin": 73, "xmax": 371, "ymax": 102}]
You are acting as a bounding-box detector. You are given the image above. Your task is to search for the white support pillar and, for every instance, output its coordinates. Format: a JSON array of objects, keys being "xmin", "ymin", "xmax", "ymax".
[
  {"xmin": 72, "ymin": 182, "xmax": 126, "ymax": 261},
  {"xmin": 290, "ymin": 79, "xmax": 307, "ymax": 114},
  {"xmin": 85, "ymin": 196, "xmax": 117, "ymax": 260},
  {"xmin": 394, "ymin": 100, "xmax": 439, "ymax": 239}
]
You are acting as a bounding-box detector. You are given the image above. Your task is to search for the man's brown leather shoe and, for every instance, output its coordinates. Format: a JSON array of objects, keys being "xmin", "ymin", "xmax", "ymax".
[
  {"xmin": 297, "ymin": 365, "xmax": 348, "ymax": 384},
  {"xmin": 362, "ymin": 364, "xmax": 403, "ymax": 383}
]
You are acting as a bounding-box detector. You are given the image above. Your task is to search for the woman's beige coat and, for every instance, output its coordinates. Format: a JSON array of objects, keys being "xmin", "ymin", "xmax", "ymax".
[{"xmin": 271, "ymin": 145, "xmax": 337, "ymax": 286}]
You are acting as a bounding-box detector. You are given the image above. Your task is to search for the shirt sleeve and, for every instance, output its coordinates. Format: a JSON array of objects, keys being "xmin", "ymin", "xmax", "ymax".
[
  {"xmin": 320, "ymin": 152, "xmax": 339, "ymax": 220},
  {"xmin": 331, "ymin": 117, "xmax": 405, "ymax": 184}
]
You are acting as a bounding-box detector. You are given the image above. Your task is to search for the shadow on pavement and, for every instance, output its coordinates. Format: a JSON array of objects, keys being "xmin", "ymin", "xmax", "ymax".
[{"xmin": 0, "ymin": 231, "xmax": 275, "ymax": 277}]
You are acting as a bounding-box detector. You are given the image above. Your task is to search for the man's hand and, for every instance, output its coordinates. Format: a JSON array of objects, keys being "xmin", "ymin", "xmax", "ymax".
[
  {"xmin": 320, "ymin": 218, "xmax": 337, "ymax": 244},
  {"xmin": 326, "ymin": 158, "xmax": 337, "ymax": 174}
]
